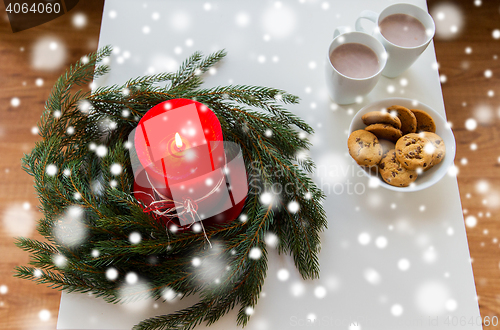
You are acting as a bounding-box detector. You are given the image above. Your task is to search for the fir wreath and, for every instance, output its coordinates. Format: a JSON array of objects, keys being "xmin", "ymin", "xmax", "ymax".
[{"xmin": 14, "ymin": 46, "xmax": 327, "ymax": 330}]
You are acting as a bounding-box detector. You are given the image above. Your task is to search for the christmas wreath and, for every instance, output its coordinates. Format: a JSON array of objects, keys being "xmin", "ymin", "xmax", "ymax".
[{"xmin": 15, "ymin": 46, "xmax": 326, "ymax": 330}]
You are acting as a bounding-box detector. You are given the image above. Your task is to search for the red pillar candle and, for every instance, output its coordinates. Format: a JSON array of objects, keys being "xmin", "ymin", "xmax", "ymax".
[
  {"xmin": 132, "ymin": 99, "xmax": 246, "ymax": 229},
  {"xmin": 134, "ymin": 98, "xmax": 224, "ymax": 187}
]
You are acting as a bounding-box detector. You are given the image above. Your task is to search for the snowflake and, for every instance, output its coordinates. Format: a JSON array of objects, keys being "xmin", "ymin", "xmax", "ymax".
[
  {"xmin": 249, "ymin": 247, "xmax": 262, "ymax": 259},
  {"xmin": 78, "ymin": 100, "xmax": 91, "ymax": 114},
  {"xmin": 72, "ymin": 13, "xmax": 87, "ymax": 28},
  {"xmin": 46, "ymin": 164, "xmax": 58, "ymax": 176},
  {"xmin": 375, "ymin": 236, "xmax": 387, "ymax": 249},
  {"xmin": 290, "ymin": 282, "xmax": 305, "ymax": 297},
  {"xmin": 398, "ymin": 259, "xmax": 410, "ymax": 271},
  {"xmin": 170, "ymin": 10, "xmax": 191, "ymax": 31},
  {"xmin": 431, "ymin": 3, "xmax": 463, "ymax": 39},
  {"xmin": 62, "ymin": 127, "xmax": 74, "ymax": 137},
  {"xmin": 368, "ymin": 177, "xmax": 380, "ymax": 188},
  {"xmin": 445, "ymin": 299, "xmax": 458, "ymax": 311},
  {"xmin": 106, "ymin": 268, "xmax": 118, "ymax": 281},
  {"xmin": 448, "ymin": 165, "xmax": 459, "ymax": 176},
  {"xmin": 192, "ymin": 223, "xmax": 202, "ymax": 233},
  {"xmin": 39, "ymin": 309, "xmax": 51, "ymax": 321},
  {"xmin": 465, "ymin": 215, "xmax": 477, "ymax": 228},
  {"xmin": 162, "ymin": 287, "xmax": 179, "ymax": 302},
  {"xmin": 129, "ymin": 232, "xmax": 141, "ymax": 244},
  {"xmin": 287, "ymin": 201, "xmax": 299, "ymax": 213},
  {"xmin": 125, "ymin": 272, "xmax": 138, "ymax": 284},
  {"xmin": 52, "ymin": 254, "xmax": 67, "ymax": 268},
  {"xmin": 192, "ymin": 257, "xmax": 201, "ymax": 267},
  {"xmin": 235, "ymin": 12, "xmax": 250, "ymax": 27},
  {"xmin": 95, "ymin": 145, "xmax": 107, "ymax": 157},
  {"xmin": 32, "ymin": 37, "xmax": 66, "ymax": 70},
  {"xmin": 259, "ymin": 192, "xmax": 273, "ymax": 205},
  {"xmin": 391, "ymin": 304, "xmax": 403, "ymax": 317},
  {"xmin": 238, "ymin": 306, "xmax": 253, "ymax": 317},
  {"xmin": 110, "ymin": 163, "xmax": 122, "ymax": 175},
  {"xmin": 169, "ymin": 224, "xmax": 178, "ymax": 233},
  {"xmin": 465, "ymin": 118, "xmax": 477, "ymax": 130},
  {"xmin": 364, "ymin": 268, "xmax": 381, "ymax": 285},
  {"xmin": 11, "ymin": 97, "xmax": 20, "ymax": 107},
  {"xmin": 277, "ymin": 268, "xmax": 289, "ymax": 281},
  {"xmin": 476, "ymin": 180, "xmax": 489, "ymax": 193},
  {"xmin": 0, "ymin": 285, "xmax": 8, "ymax": 295},
  {"xmin": 262, "ymin": 5, "xmax": 296, "ymax": 38},
  {"xmin": 358, "ymin": 232, "xmax": 371, "ymax": 245},
  {"xmin": 424, "ymin": 142, "xmax": 436, "ymax": 154},
  {"xmin": 314, "ymin": 286, "xmax": 327, "ymax": 299},
  {"xmin": 264, "ymin": 232, "xmax": 278, "ymax": 248}
]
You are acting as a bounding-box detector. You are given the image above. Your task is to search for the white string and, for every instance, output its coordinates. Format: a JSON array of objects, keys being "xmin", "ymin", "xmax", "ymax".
[{"xmin": 133, "ymin": 170, "xmax": 226, "ymax": 248}]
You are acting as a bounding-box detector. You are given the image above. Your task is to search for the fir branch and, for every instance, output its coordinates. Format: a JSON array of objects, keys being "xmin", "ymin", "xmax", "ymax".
[{"xmin": 15, "ymin": 47, "xmax": 327, "ymax": 330}]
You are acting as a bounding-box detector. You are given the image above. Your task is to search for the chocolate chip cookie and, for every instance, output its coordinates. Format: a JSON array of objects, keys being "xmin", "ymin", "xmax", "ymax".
[
  {"xmin": 379, "ymin": 149, "xmax": 418, "ymax": 187},
  {"xmin": 421, "ymin": 132, "xmax": 446, "ymax": 170},
  {"xmin": 388, "ymin": 105, "xmax": 417, "ymax": 135},
  {"xmin": 365, "ymin": 123, "xmax": 403, "ymax": 143},
  {"xmin": 362, "ymin": 111, "xmax": 402, "ymax": 129},
  {"xmin": 348, "ymin": 130, "xmax": 383, "ymax": 166},
  {"xmin": 411, "ymin": 109, "xmax": 436, "ymax": 133},
  {"xmin": 395, "ymin": 133, "xmax": 434, "ymax": 170}
]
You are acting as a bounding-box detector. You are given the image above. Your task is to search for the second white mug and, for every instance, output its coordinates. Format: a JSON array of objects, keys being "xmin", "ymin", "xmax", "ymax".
[{"xmin": 355, "ymin": 3, "xmax": 435, "ymax": 78}]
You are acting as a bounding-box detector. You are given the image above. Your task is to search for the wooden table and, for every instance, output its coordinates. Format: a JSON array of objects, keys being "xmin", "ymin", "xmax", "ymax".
[{"xmin": 0, "ymin": 0, "xmax": 498, "ymax": 328}]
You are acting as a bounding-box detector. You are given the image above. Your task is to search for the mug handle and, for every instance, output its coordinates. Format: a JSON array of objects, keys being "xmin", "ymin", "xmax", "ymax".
[
  {"xmin": 355, "ymin": 10, "xmax": 378, "ymax": 34},
  {"xmin": 333, "ymin": 26, "xmax": 351, "ymax": 39}
]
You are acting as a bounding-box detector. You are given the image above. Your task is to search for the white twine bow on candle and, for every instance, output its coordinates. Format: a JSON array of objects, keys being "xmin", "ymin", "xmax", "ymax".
[{"xmin": 134, "ymin": 170, "xmax": 227, "ymax": 248}]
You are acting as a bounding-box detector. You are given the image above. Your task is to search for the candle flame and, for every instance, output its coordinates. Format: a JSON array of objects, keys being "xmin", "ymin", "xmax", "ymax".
[{"xmin": 175, "ymin": 132, "xmax": 183, "ymax": 149}]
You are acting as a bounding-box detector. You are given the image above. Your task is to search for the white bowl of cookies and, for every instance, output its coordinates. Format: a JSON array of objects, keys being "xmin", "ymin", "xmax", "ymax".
[{"xmin": 348, "ymin": 98, "xmax": 456, "ymax": 192}]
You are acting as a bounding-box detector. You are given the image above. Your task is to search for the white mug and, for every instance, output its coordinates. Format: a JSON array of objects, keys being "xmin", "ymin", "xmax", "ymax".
[
  {"xmin": 355, "ymin": 3, "xmax": 435, "ymax": 78},
  {"xmin": 325, "ymin": 27, "xmax": 387, "ymax": 105}
]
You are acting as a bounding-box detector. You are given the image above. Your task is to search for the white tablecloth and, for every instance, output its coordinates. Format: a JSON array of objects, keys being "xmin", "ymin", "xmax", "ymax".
[{"xmin": 58, "ymin": 1, "xmax": 482, "ymax": 329}]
